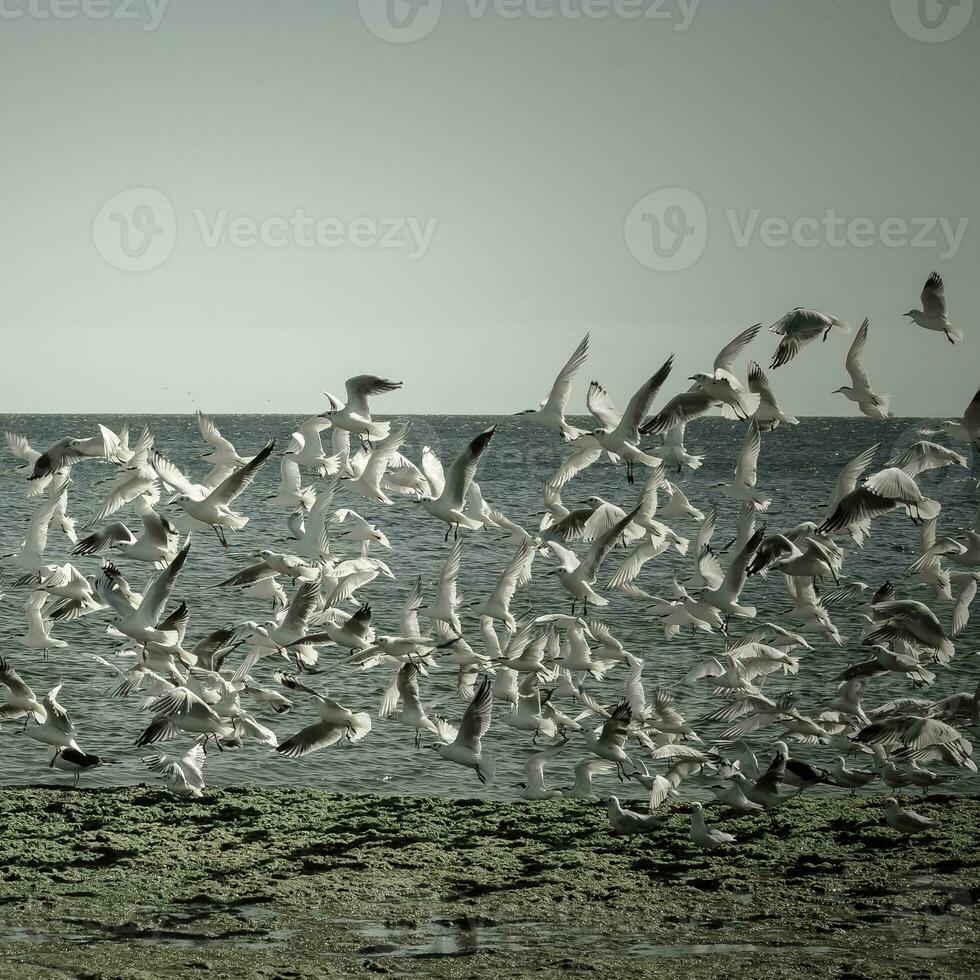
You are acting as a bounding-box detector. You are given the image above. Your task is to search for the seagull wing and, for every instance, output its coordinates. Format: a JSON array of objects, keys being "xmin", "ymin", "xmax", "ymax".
[
  {"xmin": 196, "ymin": 411, "xmax": 238, "ymax": 455},
  {"xmin": 439, "ymin": 428, "xmax": 495, "ymax": 510},
  {"xmin": 586, "ymin": 382, "xmax": 621, "ymax": 429},
  {"xmin": 921, "ymin": 272, "xmax": 946, "ymax": 318},
  {"xmin": 454, "ymin": 675, "xmax": 493, "ymax": 751},
  {"xmin": 612, "ymin": 357, "xmax": 674, "ymax": 443},
  {"xmin": 344, "ymin": 375, "xmax": 402, "ymax": 418},
  {"xmin": 715, "ymin": 323, "xmax": 761, "ymax": 374},
  {"xmin": 734, "ymin": 422, "xmax": 762, "ymax": 487},
  {"xmin": 829, "ymin": 444, "xmax": 879, "ymax": 506},
  {"xmin": 845, "ymin": 319, "xmax": 872, "ymax": 389},
  {"xmin": 138, "ymin": 540, "xmax": 191, "ymax": 626},
  {"xmin": 581, "ymin": 505, "xmax": 642, "ymax": 580},
  {"xmin": 542, "ymin": 334, "xmax": 589, "ymax": 415},
  {"xmin": 207, "ymin": 441, "xmax": 276, "ymax": 506},
  {"xmin": 639, "ymin": 389, "xmax": 715, "ymax": 435}
]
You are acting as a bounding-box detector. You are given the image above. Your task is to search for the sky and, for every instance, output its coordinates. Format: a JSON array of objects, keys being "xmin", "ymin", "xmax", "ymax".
[{"xmin": 1, "ymin": 0, "xmax": 977, "ymax": 416}]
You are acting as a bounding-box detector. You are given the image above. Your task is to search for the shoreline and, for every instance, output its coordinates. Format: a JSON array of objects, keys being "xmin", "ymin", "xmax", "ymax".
[{"xmin": 1, "ymin": 786, "xmax": 977, "ymax": 978}]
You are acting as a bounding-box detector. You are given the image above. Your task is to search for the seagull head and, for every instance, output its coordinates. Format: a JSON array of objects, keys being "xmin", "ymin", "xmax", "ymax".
[{"xmin": 689, "ymin": 372, "xmax": 709, "ymax": 385}]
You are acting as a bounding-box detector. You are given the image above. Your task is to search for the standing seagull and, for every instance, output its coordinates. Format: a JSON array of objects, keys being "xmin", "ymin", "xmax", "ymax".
[
  {"xmin": 833, "ymin": 319, "xmax": 890, "ymax": 419},
  {"xmin": 514, "ymin": 334, "xmax": 590, "ymax": 441},
  {"xmin": 769, "ymin": 308, "xmax": 851, "ymax": 369},
  {"xmin": 905, "ymin": 272, "xmax": 962, "ymax": 345},
  {"xmin": 884, "ymin": 797, "xmax": 940, "ymax": 836}
]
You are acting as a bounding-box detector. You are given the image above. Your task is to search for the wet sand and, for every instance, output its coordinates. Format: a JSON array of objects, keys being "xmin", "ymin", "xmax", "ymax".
[{"xmin": 0, "ymin": 786, "xmax": 977, "ymax": 978}]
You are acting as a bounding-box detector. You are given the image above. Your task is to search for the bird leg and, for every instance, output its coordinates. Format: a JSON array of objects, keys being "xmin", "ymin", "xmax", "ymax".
[{"xmin": 444, "ymin": 525, "xmax": 451, "ymax": 542}]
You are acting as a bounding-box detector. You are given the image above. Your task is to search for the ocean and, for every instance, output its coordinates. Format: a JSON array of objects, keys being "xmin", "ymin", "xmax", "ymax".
[{"xmin": 0, "ymin": 413, "xmax": 977, "ymax": 798}]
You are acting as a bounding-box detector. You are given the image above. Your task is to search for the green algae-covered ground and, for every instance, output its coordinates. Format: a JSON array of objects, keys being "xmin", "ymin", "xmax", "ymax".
[{"xmin": 0, "ymin": 786, "xmax": 977, "ymax": 979}]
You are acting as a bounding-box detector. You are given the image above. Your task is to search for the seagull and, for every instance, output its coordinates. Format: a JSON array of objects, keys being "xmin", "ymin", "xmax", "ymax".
[
  {"xmin": 72, "ymin": 509, "xmax": 179, "ymax": 566},
  {"xmin": 27, "ymin": 427, "xmax": 124, "ymax": 481},
  {"xmin": 320, "ymin": 375, "xmax": 402, "ymax": 443},
  {"xmin": 562, "ymin": 757, "xmax": 617, "ymax": 799},
  {"xmin": 379, "ymin": 663, "xmax": 439, "ymax": 748},
  {"xmin": 606, "ymin": 795, "xmax": 664, "ymax": 839},
  {"xmin": 429, "ymin": 674, "xmax": 495, "ymax": 785},
  {"xmin": 582, "ymin": 701, "xmax": 634, "ymax": 779},
  {"xmin": 143, "ymin": 739, "xmax": 208, "ymax": 797},
  {"xmin": 833, "ymin": 319, "xmax": 890, "ymax": 419},
  {"xmin": 905, "ymin": 272, "xmax": 962, "ymax": 344},
  {"xmin": 196, "ymin": 412, "xmax": 252, "ymax": 468},
  {"xmin": 884, "ymin": 797, "xmax": 940, "ymax": 836},
  {"xmin": 19, "ymin": 592, "xmax": 68, "ymax": 659},
  {"xmin": 584, "ymin": 357, "xmax": 673, "ymax": 483},
  {"xmin": 769, "ymin": 308, "xmax": 851, "ymax": 369},
  {"xmin": 275, "ymin": 674, "xmax": 372, "ymax": 758},
  {"xmin": 514, "ymin": 333, "xmax": 590, "ymax": 441},
  {"xmin": 95, "ymin": 542, "xmax": 191, "ymax": 648},
  {"xmin": 919, "ymin": 385, "xmax": 980, "ymax": 448},
  {"xmin": 748, "ymin": 361, "xmax": 798, "ymax": 431},
  {"xmin": 417, "ymin": 428, "xmax": 496, "ymax": 539},
  {"xmin": 267, "ymin": 453, "xmax": 316, "ymax": 512},
  {"xmin": 341, "ymin": 422, "xmax": 412, "ymax": 505},
  {"xmin": 0, "ymin": 657, "xmax": 47, "ymax": 726},
  {"xmin": 50, "ymin": 747, "xmax": 108, "ymax": 788},
  {"xmin": 831, "ymin": 756, "xmax": 877, "ymax": 794},
  {"xmin": 518, "ymin": 742, "xmax": 567, "ymax": 800},
  {"xmin": 546, "ymin": 505, "xmax": 641, "ymax": 613},
  {"xmin": 701, "ymin": 526, "xmax": 765, "ymax": 621},
  {"xmin": 818, "ymin": 468, "xmax": 941, "ymax": 535},
  {"xmin": 713, "ymin": 422, "xmax": 771, "ymax": 511},
  {"xmin": 657, "ymin": 422, "xmax": 704, "ymax": 471},
  {"xmin": 26, "ymin": 683, "xmax": 80, "ymax": 754},
  {"xmin": 689, "ymin": 802, "xmax": 736, "ymax": 850},
  {"xmin": 161, "ymin": 442, "xmax": 275, "ymax": 547},
  {"xmin": 889, "ymin": 441, "xmax": 969, "ymax": 479},
  {"xmin": 472, "ymin": 538, "xmax": 534, "ymax": 631},
  {"xmin": 5, "ymin": 431, "xmax": 57, "ymax": 496}
]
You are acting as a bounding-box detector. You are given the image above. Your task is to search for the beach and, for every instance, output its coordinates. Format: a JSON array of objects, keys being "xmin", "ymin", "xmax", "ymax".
[{"xmin": 0, "ymin": 786, "xmax": 976, "ymax": 978}]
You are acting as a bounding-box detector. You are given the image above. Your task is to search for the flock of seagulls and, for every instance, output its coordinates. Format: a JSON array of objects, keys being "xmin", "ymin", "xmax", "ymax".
[{"xmin": 0, "ymin": 272, "xmax": 977, "ymax": 851}]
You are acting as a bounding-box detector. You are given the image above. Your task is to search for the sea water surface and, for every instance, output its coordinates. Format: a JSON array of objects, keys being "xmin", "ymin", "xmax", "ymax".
[{"xmin": 0, "ymin": 414, "xmax": 977, "ymax": 798}]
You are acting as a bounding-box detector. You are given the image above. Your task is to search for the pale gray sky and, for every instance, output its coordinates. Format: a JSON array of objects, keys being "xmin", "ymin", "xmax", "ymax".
[{"xmin": 1, "ymin": 0, "xmax": 977, "ymax": 415}]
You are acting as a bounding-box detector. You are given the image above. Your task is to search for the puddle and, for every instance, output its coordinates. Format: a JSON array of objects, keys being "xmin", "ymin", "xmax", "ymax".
[
  {"xmin": 350, "ymin": 918, "xmax": 968, "ymax": 962},
  {"xmin": 0, "ymin": 906, "xmax": 970, "ymax": 963}
]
